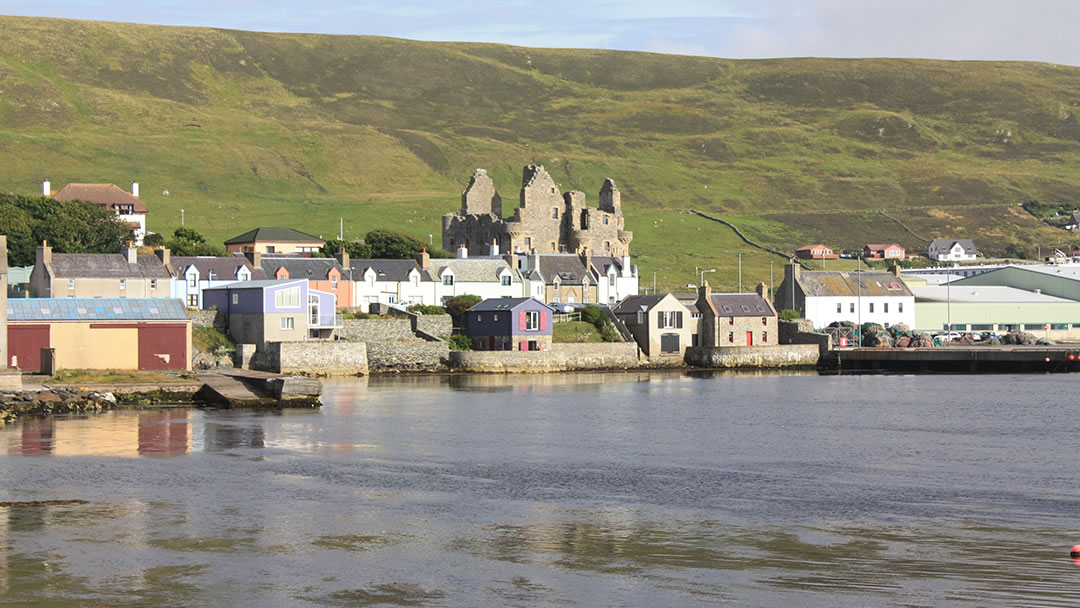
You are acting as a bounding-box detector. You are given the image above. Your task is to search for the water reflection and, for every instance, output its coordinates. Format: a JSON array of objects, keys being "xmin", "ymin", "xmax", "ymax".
[{"xmin": 5, "ymin": 411, "xmax": 193, "ymax": 458}]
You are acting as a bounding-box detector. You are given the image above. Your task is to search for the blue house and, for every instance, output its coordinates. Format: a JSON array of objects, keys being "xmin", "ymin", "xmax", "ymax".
[
  {"xmin": 203, "ymin": 279, "xmax": 340, "ymax": 348},
  {"xmin": 465, "ymin": 297, "xmax": 554, "ymax": 351}
]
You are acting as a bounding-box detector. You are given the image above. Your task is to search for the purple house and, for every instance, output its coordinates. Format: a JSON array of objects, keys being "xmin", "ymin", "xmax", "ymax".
[
  {"xmin": 465, "ymin": 297, "xmax": 555, "ymax": 351},
  {"xmin": 203, "ymin": 279, "xmax": 341, "ymax": 347}
]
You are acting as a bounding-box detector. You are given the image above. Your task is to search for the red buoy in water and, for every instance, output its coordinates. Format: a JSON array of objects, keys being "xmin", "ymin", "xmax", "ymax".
[{"xmin": 1071, "ymin": 544, "xmax": 1080, "ymax": 558}]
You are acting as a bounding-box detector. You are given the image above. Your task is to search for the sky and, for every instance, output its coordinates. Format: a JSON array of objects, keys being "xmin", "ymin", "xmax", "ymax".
[{"xmin": 1, "ymin": 0, "xmax": 1078, "ymax": 66}]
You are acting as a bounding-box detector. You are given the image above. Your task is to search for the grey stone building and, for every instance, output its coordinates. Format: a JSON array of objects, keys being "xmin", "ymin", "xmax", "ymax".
[{"xmin": 442, "ymin": 164, "xmax": 633, "ymax": 259}]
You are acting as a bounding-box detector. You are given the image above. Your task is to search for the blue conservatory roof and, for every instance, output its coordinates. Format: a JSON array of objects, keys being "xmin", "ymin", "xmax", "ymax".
[{"xmin": 7, "ymin": 298, "xmax": 188, "ymax": 322}]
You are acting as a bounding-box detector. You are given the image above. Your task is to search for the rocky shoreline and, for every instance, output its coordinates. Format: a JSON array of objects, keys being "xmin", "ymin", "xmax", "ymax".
[{"xmin": 0, "ymin": 387, "xmax": 198, "ymax": 424}]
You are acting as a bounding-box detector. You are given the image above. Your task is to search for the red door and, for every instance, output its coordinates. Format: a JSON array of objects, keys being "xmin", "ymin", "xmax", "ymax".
[
  {"xmin": 137, "ymin": 325, "xmax": 188, "ymax": 370},
  {"xmin": 8, "ymin": 325, "xmax": 50, "ymax": 372},
  {"xmin": 746, "ymin": 331, "xmax": 753, "ymax": 346}
]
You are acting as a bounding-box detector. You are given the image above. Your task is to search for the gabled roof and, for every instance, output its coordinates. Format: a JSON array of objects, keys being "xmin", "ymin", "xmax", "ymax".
[
  {"xmin": 49, "ymin": 254, "xmax": 170, "ymax": 279},
  {"xmin": 260, "ymin": 256, "xmax": 346, "ymax": 281},
  {"xmin": 172, "ymin": 256, "xmax": 264, "ymax": 280},
  {"xmin": 864, "ymin": 243, "xmax": 904, "ymax": 250},
  {"xmin": 703, "ymin": 293, "xmax": 776, "ymax": 317},
  {"xmin": 224, "ymin": 227, "xmax": 324, "ymax": 245},
  {"xmin": 930, "ymin": 239, "xmax": 977, "ymax": 254},
  {"xmin": 796, "ymin": 243, "xmax": 831, "ymax": 251},
  {"xmin": 467, "ymin": 297, "xmax": 553, "ymax": 312},
  {"xmin": 52, "ymin": 183, "xmax": 147, "ymax": 213},
  {"xmin": 612, "ymin": 294, "xmax": 666, "ymax": 313},
  {"xmin": 589, "ymin": 255, "xmax": 627, "ymax": 275},
  {"xmin": 535, "ymin": 254, "xmax": 592, "ymax": 283},
  {"xmin": 204, "ymin": 278, "xmax": 306, "ymax": 291},
  {"xmin": 428, "ymin": 258, "xmax": 517, "ymax": 283},
  {"xmin": 798, "ymin": 271, "xmax": 913, "ymax": 297},
  {"xmin": 350, "ymin": 258, "xmax": 429, "ymax": 282},
  {"xmin": 7, "ymin": 298, "xmax": 186, "ymax": 321}
]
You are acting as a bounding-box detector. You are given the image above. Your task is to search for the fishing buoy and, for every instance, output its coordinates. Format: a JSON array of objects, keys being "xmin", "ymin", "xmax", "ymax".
[{"xmin": 1071, "ymin": 544, "xmax": 1080, "ymax": 558}]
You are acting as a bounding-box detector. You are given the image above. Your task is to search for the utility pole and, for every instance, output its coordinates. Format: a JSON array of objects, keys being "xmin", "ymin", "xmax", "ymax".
[
  {"xmin": 738, "ymin": 253, "xmax": 743, "ymax": 292},
  {"xmin": 339, "ymin": 218, "xmax": 343, "ymax": 241}
]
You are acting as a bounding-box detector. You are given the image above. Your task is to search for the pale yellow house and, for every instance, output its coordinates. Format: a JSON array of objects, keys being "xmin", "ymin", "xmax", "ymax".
[
  {"xmin": 224, "ymin": 227, "xmax": 325, "ymax": 255},
  {"xmin": 29, "ymin": 243, "xmax": 172, "ymax": 299},
  {"xmin": 612, "ymin": 293, "xmax": 697, "ymax": 357}
]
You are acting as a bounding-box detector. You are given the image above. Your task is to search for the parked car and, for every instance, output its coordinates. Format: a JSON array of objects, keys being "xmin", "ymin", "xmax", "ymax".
[{"xmin": 935, "ymin": 332, "xmax": 963, "ymax": 343}]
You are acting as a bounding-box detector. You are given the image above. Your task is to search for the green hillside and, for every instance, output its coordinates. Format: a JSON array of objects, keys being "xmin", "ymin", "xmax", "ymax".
[{"xmin": 1, "ymin": 16, "xmax": 1079, "ymax": 290}]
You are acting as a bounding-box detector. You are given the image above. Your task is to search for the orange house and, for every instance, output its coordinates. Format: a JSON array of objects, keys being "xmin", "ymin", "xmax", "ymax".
[
  {"xmin": 260, "ymin": 254, "xmax": 353, "ymax": 309},
  {"xmin": 794, "ymin": 244, "xmax": 839, "ymax": 260}
]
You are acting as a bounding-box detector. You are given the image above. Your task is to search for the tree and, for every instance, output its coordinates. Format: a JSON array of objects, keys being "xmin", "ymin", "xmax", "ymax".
[
  {"xmin": 143, "ymin": 232, "xmax": 166, "ymax": 247},
  {"xmin": 0, "ymin": 193, "xmax": 132, "ymax": 265},
  {"xmin": 365, "ymin": 229, "xmax": 453, "ymax": 259},
  {"xmin": 445, "ymin": 294, "xmax": 482, "ymax": 317},
  {"xmin": 1003, "ymin": 243, "xmax": 1028, "ymax": 259},
  {"xmin": 317, "ymin": 238, "xmax": 372, "ymax": 259},
  {"xmin": 168, "ymin": 227, "xmax": 225, "ymax": 256}
]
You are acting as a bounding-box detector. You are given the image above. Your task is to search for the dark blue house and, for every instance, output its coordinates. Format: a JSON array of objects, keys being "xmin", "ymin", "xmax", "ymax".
[{"xmin": 465, "ymin": 297, "xmax": 555, "ymax": 351}]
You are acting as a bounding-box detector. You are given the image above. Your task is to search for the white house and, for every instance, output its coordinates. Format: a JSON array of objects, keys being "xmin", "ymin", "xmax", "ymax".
[
  {"xmin": 428, "ymin": 255, "xmax": 521, "ymax": 305},
  {"xmin": 589, "ymin": 255, "xmax": 639, "ymax": 305},
  {"xmin": 350, "ymin": 257, "xmax": 429, "ymax": 308},
  {"xmin": 171, "ymin": 255, "xmax": 261, "ymax": 308},
  {"xmin": 774, "ymin": 264, "xmax": 916, "ymax": 329},
  {"xmin": 928, "ymin": 239, "xmax": 978, "ymax": 262},
  {"xmin": 49, "ymin": 181, "xmax": 149, "ymax": 246}
]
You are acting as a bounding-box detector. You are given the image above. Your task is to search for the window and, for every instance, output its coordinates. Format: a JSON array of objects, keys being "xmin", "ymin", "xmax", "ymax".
[
  {"xmin": 187, "ymin": 294, "xmax": 199, "ymax": 307},
  {"xmin": 275, "ymin": 287, "xmax": 301, "ymax": 308},
  {"xmin": 609, "ymin": 296, "xmax": 615, "ymax": 305},
  {"xmin": 525, "ymin": 310, "xmax": 540, "ymax": 331},
  {"xmin": 524, "ymin": 237, "xmax": 532, "ymax": 249},
  {"xmin": 869, "ymin": 303, "xmax": 874, "ymax": 313},
  {"xmin": 729, "ymin": 316, "xmax": 734, "ymax": 326},
  {"xmin": 550, "ymin": 242, "xmax": 556, "ymax": 252},
  {"xmin": 884, "ymin": 303, "xmax": 889, "ymax": 313},
  {"xmin": 476, "ymin": 314, "xmax": 483, "ymax": 323},
  {"xmin": 836, "ymin": 303, "xmax": 841, "ymax": 313},
  {"xmin": 850, "ymin": 303, "xmax": 855, "ymax": 313},
  {"xmin": 762, "ymin": 316, "xmax": 767, "ymax": 326},
  {"xmin": 658, "ymin": 311, "xmax": 683, "ymax": 329},
  {"xmin": 494, "ymin": 314, "xmax": 500, "ymax": 322},
  {"xmin": 443, "ymin": 274, "xmax": 454, "ymax": 286},
  {"xmin": 603, "ymin": 216, "xmax": 609, "ymax": 225},
  {"xmin": 728, "ymin": 331, "xmax": 734, "ymax": 343},
  {"xmin": 899, "ymin": 302, "xmax": 904, "ymax": 313},
  {"xmin": 68, "ymin": 279, "xmax": 75, "ymax": 290},
  {"xmin": 281, "ymin": 317, "xmax": 294, "ymax": 330},
  {"xmin": 331, "ymin": 275, "xmax": 338, "ymax": 288},
  {"xmin": 232, "ymin": 293, "xmax": 239, "ymax": 305},
  {"xmin": 552, "ymin": 208, "xmax": 559, "ymax": 219},
  {"xmin": 501, "ymin": 275, "xmax": 511, "ymax": 286},
  {"xmin": 763, "ymin": 331, "xmax": 768, "ymax": 343},
  {"xmin": 151, "ymin": 279, "xmax": 158, "ymax": 290},
  {"xmin": 609, "ymin": 274, "xmax": 616, "ymax": 287},
  {"xmin": 637, "ymin": 311, "xmax": 645, "ymax": 325},
  {"xmin": 584, "ymin": 295, "xmax": 590, "ymax": 303},
  {"xmin": 188, "ymin": 275, "xmax": 197, "ymax": 288},
  {"xmin": 266, "ymin": 246, "xmax": 276, "ymax": 253},
  {"xmin": 553, "ymin": 295, "xmax": 560, "ymax": 304},
  {"xmin": 119, "ymin": 279, "xmax": 126, "ymax": 290},
  {"xmin": 411, "ymin": 274, "xmax": 419, "ymax": 287},
  {"xmin": 605, "ymin": 241, "xmax": 611, "ymax": 252}
]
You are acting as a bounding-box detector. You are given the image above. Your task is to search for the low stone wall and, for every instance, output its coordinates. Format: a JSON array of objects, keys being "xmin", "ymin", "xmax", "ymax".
[
  {"xmin": 449, "ymin": 343, "xmax": 641, "ymax": 373},
  {"xmin": 414, "ymin": 315, "xmax": 452, "ymax": 340},
  {"xmin": 779, "ymin": 319, "xmax": 832, "ymax": 355},
  {"xmin": 367, "ymin": 342, "xmax": 449, "ymax": 372},
  {"xmin": 254, "ymin": 341, "xmax": 369, "ymax": 376},
  {"xmin": 685, "ymin": 344, "xmax": 820, "ymax": 369},
  {"xmin": 339, "ymin": 318, "xmax": 416, "ymax": 342},
  {"xmin": 189, "ymin": 308, "xmax": 226, "ymax": 332}
]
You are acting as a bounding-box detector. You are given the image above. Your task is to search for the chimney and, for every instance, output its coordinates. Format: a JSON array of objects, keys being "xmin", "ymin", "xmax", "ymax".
[
  {"xmin": 125, "ymin": 241, "xmax": 137, "ymax": 264},
  {"xmin": 42, "ymin": 179, "xmax": 51, "ymax": 197},
  {"xmin": 621, "ymin": 254, "xmax": 632, "ymax": 277},
  {"xmin": 457, "ymin": 243, "xmax": 468, "ymax": 259},
  {"xmin": 504, "ymin": 252, "xmax": 519, "ymax": 271},
  {"xmin": 889, "ymin": 263, "xmax": 901, "ymax": 278},
  {"xmin": 131, "ymin": 181, "xmax": 139, "ymax": 198},
  {"xmin": 244, "ymin": 251, "xmax": 262, "ymax": 268},
  {"xmin": 697, "ymin": 280, "xmax": 712, "ymax": 305},
  {"xmin": 154, "ymin": 247, "xmax": 170, "ymax": 266},
  {"xmin": 755, "ymin": 281, "xmax": 769, "ymax": 301},
  {"xmin": 580, "ymin": 246, "xmax": 592, "ymax": 275},
  {"xmin": 37, "ymin": 241, "xmax": 52, "ymax": 265},
  {"xmin": 415, "ymin": 247, "xmax": 431, "ymax": 269},
  {"xmin": 335, "ymin": 247, "xmax": 350, "ymax": 270},
  {"xmin": 0, "ymin": 235, "xmax": 7, "ymax": 275},
  {"xmin": 490, "ymin": 238, "xmax": 499, "ymax": 257}
]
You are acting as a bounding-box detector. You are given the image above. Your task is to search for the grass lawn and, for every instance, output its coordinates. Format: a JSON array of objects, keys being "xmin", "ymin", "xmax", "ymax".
[
  {"xmin": 553, "ymin": 321, "xmax": 606, "ymax": 343},
  {"xmin": 46, "ymin": 369, "xmax": 196, "ymax": 385}
]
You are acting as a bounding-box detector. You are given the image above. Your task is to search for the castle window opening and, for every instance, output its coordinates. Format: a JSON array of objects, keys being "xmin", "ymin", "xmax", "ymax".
[
  {"xmin": 551, "ymin": 242, "xmax": 556, "ymax": 252},
  {"xmin": 524, "ymin": 237, "xmax": 531, "ymax": 249},
  {"xmin": 580, "ymin": 211, "xmax": 588, "ymax": 229},
  {"xmin": 603, "ymin": 216, "xmax": 609, "ymax": 225},
  {"xmin": 552, "ymin": 208, "xmax": 559, "ymax": 219},
  {"xmin": 604, "ymin": 241, "xmax": 610, "ymax": 252}
]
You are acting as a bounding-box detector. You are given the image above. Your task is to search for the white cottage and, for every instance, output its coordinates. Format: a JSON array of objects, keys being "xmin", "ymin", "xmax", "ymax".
[
  {"xmin": 928, "ymin": 239, "xmax": 978, "ymax": 262},
  {"xmin": 774, "ymin": 264, "xmax": 915, "ymax": 329}
]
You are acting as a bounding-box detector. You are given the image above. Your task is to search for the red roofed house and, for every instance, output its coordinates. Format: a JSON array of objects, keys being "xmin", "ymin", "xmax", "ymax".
[
  {"xmin": 794, "ymin": 244, "xmax": 839, "ymax": 260},
  {"xmin": 863, "ymin": 243, "xmax": 906, "ymax": 260},
  {"xmin": 47, "ymin": 180, "xmax": 148, "ymax": 246}
]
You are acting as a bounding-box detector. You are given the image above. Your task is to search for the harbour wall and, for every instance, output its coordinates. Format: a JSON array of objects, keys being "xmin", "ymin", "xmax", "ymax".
[
  {"xmin": 685, "ymin": 345, "xmax": 820, "ymax": 369},
  {"xmin": 449, "ymin": 343, "xmax": 641, "ymax": 373}
]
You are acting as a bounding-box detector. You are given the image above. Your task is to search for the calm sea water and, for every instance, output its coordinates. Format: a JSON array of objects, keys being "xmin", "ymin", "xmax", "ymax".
[{"xmin": 0, "ymin": 371, "xmax": 1079, "ymax": 607}]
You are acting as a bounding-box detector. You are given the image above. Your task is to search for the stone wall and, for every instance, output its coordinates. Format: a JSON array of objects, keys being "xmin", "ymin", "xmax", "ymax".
[
  {"xmin": 414, "ymin": 315, "xmax": 452, "ymax": 340},
  {"xmin": 779, "ymin": 319, "xmax": 832, "ymax": 355},
  {"xmin": 254, "ymin": 341, "xmax": 369, "ymax": 376},
  {"xmin": 449, "ymin": 342, "xmax": 641, "ymax": 373},
  {"xmin": 685, "ymin": 345, "xmax": 819, "ymax": 369},
  {"xmin": 339, "ymin": 318, "xmax": 416, "ymax": 342},
  {"xmin": 367, "ymin": 342, "xmax": 449, "ymax": 372},
  {"xmin": 188, "ymin": 308, "xmax": 226, "ymax": 332}
]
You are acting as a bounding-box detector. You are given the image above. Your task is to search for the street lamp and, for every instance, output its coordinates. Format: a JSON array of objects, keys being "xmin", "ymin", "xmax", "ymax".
[
  {"xmin": 180, "ymin": 208, "xmax": 184, "ymax": 226},
  {"xmin": 652, "ymin": 268, "xmax": 662, "ymax": 294},
  {"xmin": 700, "ymin": 268, "xmax": 715, "ymax": 286},
  {"xmin": 723, "ymin": 250, "xmax": 752, "ymax": 292}
]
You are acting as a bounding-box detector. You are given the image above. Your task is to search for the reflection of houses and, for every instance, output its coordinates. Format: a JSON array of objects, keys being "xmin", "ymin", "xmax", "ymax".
[
  {"xmin": 863, "ymin": 243, "xmax": 905, "ymax": 260},
  {"xmin": 260, "ymin": 252, "xmax": 353, "ymax": 309},
  {"xmin": 30, "ymin": 243, "xmax": 172, "ymax": 299},
  {"xmin": 774, "ymin": 263, "xmax": 915, "ymax": 329},
  {"xmin": 203, "ymin": 279, "xmax": 339, "ymax": 347},
  {"xmin": 48, "ymin": 180, "xmax": 148, "ymax": 245},
  {"xmin": 795, "ymin": 244, "xmax": 839, "ymax": 260},
  {"xmin": 464, "ymin": 297, "xmax": 553, "ymax": 351},
  {"xmin": 928, "ymin": 239, "xmax": 978, "ymax": 262},
  {"xmin": 6, "ymin": 298, "xmax": 192, "ymax": 372},
  {"xmin": 11, "ymin": 411, "xmax": 192, "ymax": 457},
  {"xmin": 695, "ymin": 284, "xmax": 777, "ymax": 347},
  {"xmin": 171, "ymin": 254, "xmax": 262, "ymax": 308},
  {"xmin": 612, "ymin": 293, "xmax": 694, "ymax": 356},
  {"xmin": 224, "ymin": 227, "xmax": 324, "ymax": 255}
]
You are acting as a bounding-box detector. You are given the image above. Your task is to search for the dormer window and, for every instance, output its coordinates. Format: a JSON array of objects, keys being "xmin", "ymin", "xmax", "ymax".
[
  {"xmin": 443, "ymin": 274, "xmax": 454, "ymax": 286},
  {"xmin": 188, "ymin": 275, "xmax": 197, "ymax": 288},
  {"xmin": 501, "ymin": 274, "xmax": 511, "ymax": 286},
  {"xmin": 331, "ymin": 274, "xmax": 338, "ymax": 288},
  {"xmin": 411, "ymin": 273, "xmax": 419, "ymax": 287}
]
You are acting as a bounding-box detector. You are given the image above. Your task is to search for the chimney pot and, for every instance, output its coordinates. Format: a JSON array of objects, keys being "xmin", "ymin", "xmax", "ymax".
[{"xmin": 131, "ymin": 181, "xmax": 139, "ymax": 198}]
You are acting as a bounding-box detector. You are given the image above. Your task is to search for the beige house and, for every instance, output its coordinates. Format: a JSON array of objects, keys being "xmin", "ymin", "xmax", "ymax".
[
  {"xmin": 30, "ymin": 243, "xmax": 172, "ymax": 299},
  {"xmin": 224, "ymin": 227, "xmax": 325, "ymax": 255},
  {"xmin": 695, "ymin": 283, "xmax": 777, "ymax": 347},
  {"xmin": 612, "ymin": 293, "xmax": 696, "ymax": 357}
]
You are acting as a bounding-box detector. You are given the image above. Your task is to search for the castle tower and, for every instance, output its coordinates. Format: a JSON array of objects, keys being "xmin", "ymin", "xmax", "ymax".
[
  {"xmin": 599, "ymin": 178, "xmax": 621, "ymax": 214},
  {"xmin": 461, "ymin": 169, "xmax": 501, "ymax": 216}
]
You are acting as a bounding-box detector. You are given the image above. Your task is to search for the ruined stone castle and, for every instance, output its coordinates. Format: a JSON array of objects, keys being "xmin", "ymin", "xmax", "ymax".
[{"xmin": 442, "ymin": 164, "xmax": 633, "ymax": 258}]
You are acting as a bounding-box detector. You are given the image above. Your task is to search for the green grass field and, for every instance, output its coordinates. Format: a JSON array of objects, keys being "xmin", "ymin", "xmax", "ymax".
[{"xmin": 1, "ymin": 17, "xmax": 1079, "ymax": 290}]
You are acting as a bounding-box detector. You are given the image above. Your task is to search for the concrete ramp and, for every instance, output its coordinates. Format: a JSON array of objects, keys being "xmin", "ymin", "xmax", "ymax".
[{"xmin": 195, "ymin": 369, "xmax": 321, "ymax": 408}]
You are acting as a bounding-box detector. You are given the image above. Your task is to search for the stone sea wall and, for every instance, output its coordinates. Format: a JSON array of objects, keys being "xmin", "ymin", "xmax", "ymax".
[
  {"xmin": 189, "ymin": 308, "xmax": 227, "ymax": 332},
  {"xmin": 255, "ymin": 342, "xmax": 370, "ymax": 376},
  {"xmin": 339, "ymin": 319, "xmax": 416, "ymax": 342},
  {"xmin": 685, "ymin": 345, "xmax": 820, "ymax": 369},
  {"xmin": 414, "ymin": 315, "xmax": 452, "ymax": 340},
  {"xmin": 449, "ymin": 343, "xmax": 641, "ymax": 373},
  {"xmin": 367, "ymin": 342, "xmax": 449, "ymax": 372}
]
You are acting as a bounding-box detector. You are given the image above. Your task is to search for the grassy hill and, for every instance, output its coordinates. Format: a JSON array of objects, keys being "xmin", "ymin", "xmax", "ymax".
[{"xmin": 1, "ymin": 16, "xmax": 1079, "ymax": 291}]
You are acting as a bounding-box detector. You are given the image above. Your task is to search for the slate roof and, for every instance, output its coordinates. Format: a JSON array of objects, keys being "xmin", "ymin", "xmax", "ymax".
[
  {"xmin": 589, "ymin": 256, "xmax": 628, "ymax": 276},
  {"xmin": 49, "ymin": 254, "xmax": 171, "ymax": 278},
  {"xmin": 429, "ymin": 258, "xmax": 517, "ymax": 282},
  {"xmin": 172, "ymin": 256, "xmax": 264, "ymax": 280},
  {"xmin": 613, "ymin": 294, "xmax": 666, "ymax": 313},
  {"xmin": 350, "ymin": 258, "xmax": 428, "ymax": 282},
  {"xmin": 52, "ymin": 184, "xmax": 147, "ymax": 213},
  {"xmin": 261, "ymin": 256, "xmax": 346, "ymax": 280},
  {"xmin": 468, "ymin": 297, "xmax": 552, "ymax": 312},
  {"xmin": 798, "ymin": 271, "xmax": 913, "ymax": 297},
  {"xmin": 535, "ymin": 254, "xmax": 591, "ymax": 283},
  {"xmin": 7, "ymin": 298, "xmax": 187, "ymax": 321},
  {"xmin": 930, "ymin": 239, "xmax": 977, "ymax": 255},
  {"xmin": 703, "ymin": 293, "xmax": 776, "ymax": 317},
  {"xmin": 224, "ymin": 227, "xmax": 324, "ymax": 245}
]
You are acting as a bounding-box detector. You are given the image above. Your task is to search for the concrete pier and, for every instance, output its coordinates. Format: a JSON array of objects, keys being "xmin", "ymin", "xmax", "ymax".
[
  {"xmin": 194, "ymin": 369, "xmax": 321, "ymax": 408},
  {"xmin": 825, "ymin": 346, "xmax": 1080, "ymax": 373}
]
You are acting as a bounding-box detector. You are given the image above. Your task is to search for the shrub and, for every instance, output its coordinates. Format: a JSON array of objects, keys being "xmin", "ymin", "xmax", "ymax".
[
  {"xmin": 580, "ymin": 305, "xmax": 605, "ymax": 326},
  {"xmin": 448, "ymin": 334, "xmax": 473, "ymax": 350},
  {"xmin": 445, "ymin": 295, "xmax": 482, "ymax": 317},
  {"xmin": 778, "ymin": 309, "xmax": 801, "ymax": 321},
  {"xmin": 408, "ymin": 303, "xmax": 447, "ymax": 315}
]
